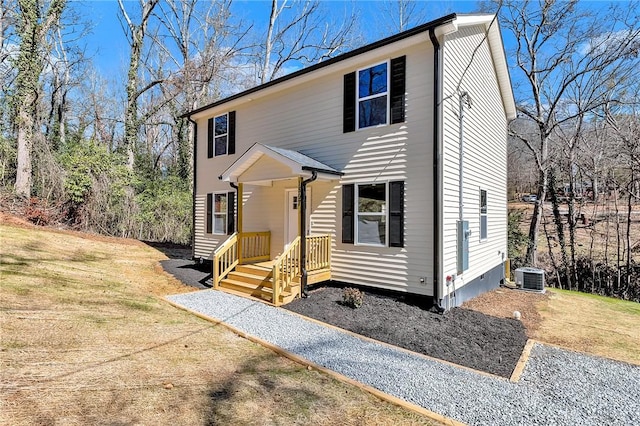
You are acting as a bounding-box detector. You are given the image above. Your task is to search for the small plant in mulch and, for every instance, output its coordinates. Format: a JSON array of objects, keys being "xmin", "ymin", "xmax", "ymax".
[{"xmin": 342, "ymin": 287, "xmax": 364, "ymax": 308}]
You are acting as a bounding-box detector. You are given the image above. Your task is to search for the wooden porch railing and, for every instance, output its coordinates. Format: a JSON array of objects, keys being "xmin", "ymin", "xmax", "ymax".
[
  {"xmin": 272, "ymin": 236, "xmax": 301, "ymax": 306},
  {"xmin": 305, "ymin": 234, "xmax": 331, "ymax": 271},
  {"xmin": 213, "ymin": 233, "xmax": 239, "ymax": 289},
  {"xmin": 239, "ymin": 231, "xmax": 271, "ymax": 264}
]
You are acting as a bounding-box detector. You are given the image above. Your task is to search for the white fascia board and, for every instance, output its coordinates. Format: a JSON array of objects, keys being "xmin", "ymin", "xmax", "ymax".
[
  {"xmin": 220, "ymin": 144, "xmax": 302, "ymax": 183},
  {"xmin": 452, "ymin": 14, "xmax": 517, "ymax": 121}
]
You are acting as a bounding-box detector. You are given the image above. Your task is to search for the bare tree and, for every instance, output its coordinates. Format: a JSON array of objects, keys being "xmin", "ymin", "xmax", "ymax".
[
  {"xmin": 258, "ymin": 0, "xmax": 358, "ymax": 84},
  {"xmin": 152, "ymin": 0, "xmax": 251, "ymax": 179},
  {"xmin": 498, "ymin": 0, "xmax": 640, "ymax": 266},
  {"xmin": 375, "ymin": 0, "xmax": 429, "ymax": 36},
  {"xmin": 12, "ymin": 0, "xmax": 66, "ymax": 198},
  {"xmin": 117, "ymin": 0, "xmax": 160, "ymax": 171}
]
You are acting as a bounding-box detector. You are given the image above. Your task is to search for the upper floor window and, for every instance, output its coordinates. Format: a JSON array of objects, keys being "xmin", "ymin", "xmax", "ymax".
[
  {"xmin": 207, "ymin": 111, "xmax": 236, "ymax": 158},
  {"xmin": 214, "ymin": 114, "xmax": 228, "ymax": 156},
  {"xmin": 357, "ymin": 62, "xmax": 388, "ymax": 129},
  {"xmin": 343, "ymin": 56, "xmax": 406, "ymax": 133}
]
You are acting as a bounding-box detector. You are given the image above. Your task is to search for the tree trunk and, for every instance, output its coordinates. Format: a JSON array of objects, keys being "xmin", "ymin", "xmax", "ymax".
[
  {"xmin": 525, "ymin": 168, "xmax": 548, "ymax": 266},
  {"xmin": 15, "ymin": 102, "xmax": 34, "ymax": 197}
]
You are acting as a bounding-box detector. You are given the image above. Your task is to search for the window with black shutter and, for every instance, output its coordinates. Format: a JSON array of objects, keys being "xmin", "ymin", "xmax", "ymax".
[
  {"xmin": 343, "ymin": 56, "xmax": 406, "ymax": 132},
  {"xmin": 207, "ymin": 111, "xmax": 236, "ymax": 157},
  {"xmin": 342, "ymin": 181, "xmax": 405, "ymax": 247},
  {"xmin": 206, "ymin": 193, "xmax": 213, "ymax": 233},
  {"xmin": 342, "ymin": 184, "xmax": 354, "ymax": 243}
]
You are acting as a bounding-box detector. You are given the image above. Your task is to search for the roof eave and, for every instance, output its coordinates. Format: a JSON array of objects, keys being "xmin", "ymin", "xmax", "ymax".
[{"xmin": 181, "ymin": 13, "xmax": 458, "ymax": 119}]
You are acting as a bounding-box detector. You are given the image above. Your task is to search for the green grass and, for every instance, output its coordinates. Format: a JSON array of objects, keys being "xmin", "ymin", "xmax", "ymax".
[{"xmin": 551, "ymin": 288, "xmax": 640, "ymax": 315}]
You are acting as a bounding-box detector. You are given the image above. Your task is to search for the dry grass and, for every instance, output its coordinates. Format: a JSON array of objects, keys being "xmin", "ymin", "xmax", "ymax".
[
  {"xmin": 463, "ymin": 287, "xmax": 640, "ymax": 366},
  {"xmin": 0, "ymin": 218, "xmax": 439, "ymax": 426},
  {"xmin": 534, "ymin": 289, "xmax": 640, "ymax": 365}
]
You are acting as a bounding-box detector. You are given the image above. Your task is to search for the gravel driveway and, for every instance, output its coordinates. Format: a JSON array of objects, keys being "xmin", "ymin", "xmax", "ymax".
[{"xmin": 166, "ymin": 290, "xmax": 640, "ymax": 426}]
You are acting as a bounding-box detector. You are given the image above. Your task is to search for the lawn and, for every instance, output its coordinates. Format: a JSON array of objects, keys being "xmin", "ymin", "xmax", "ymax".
[{"xmin": 0, "ymin": 215, "xmax": 439, "ymax": 426}]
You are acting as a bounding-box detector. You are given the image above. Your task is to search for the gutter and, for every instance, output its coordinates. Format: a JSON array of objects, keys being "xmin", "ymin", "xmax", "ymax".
[
  {"xmin": 299, "ymin": 170, "xmax": 317, "ymax": 297},
  {"xmin": 429, "ymin": 28, "xmax": 444, "ymax": 313},
  {"xmin": 186, "ymin": 115, "xmax": 198, "ymax": 261}
]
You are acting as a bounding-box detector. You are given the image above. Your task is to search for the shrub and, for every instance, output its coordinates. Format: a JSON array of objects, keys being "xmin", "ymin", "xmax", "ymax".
[{"xmin": 342, "ymin": 287, "xmax": 364, "ymax": 308}]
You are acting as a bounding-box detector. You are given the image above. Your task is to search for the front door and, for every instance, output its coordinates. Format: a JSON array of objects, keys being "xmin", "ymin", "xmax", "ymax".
[{"xmin": 285, "ymin": 188, "xmax": 310, "ymax": 249}]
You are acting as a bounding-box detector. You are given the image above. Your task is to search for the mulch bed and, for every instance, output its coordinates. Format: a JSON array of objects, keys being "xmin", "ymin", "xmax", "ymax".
[{"xmin": 285, "ymin": 284, "xmax": 528, "ymax": 378}]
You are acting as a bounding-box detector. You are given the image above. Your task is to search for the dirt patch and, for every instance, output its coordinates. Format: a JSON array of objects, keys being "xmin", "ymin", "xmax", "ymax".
[
  {"xmin": 285, "ymin": 285, "xmax": 528, "ymax": 378},
  {"xmin": 462, "ymin": 287, "xmax": 549, "ymax": 335}
]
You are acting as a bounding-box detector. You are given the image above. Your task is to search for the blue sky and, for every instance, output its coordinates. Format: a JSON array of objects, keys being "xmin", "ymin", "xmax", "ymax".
[{"xmin": 82, "ymin": 0, "xmax": 481, "ymax": 76}]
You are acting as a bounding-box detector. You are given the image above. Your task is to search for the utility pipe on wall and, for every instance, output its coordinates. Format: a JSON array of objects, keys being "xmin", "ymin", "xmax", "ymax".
[{"xmin": 299, "ymin": 170, "xmax": 317, "ymax": 297}]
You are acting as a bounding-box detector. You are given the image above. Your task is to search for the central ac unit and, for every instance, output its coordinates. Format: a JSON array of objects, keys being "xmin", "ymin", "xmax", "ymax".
[{"xmin": 514, "ymin": 267, "xmax": 545, "ymax": 292}]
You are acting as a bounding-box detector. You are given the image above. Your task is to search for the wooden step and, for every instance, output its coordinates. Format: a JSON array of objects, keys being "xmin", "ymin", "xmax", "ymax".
[
  {"xmin": 219, "ymin": 278, "xmax": 293, "ymax": 304},
  {"xmin": 227, "ymin": 270, "xmax": 273, "ymax": 287},
  {"xmin": 235, "ymin": 264, "xmax": 272, "ymax": 278}
]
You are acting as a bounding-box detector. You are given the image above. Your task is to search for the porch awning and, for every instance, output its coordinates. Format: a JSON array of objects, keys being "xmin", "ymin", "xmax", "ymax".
[{"xmin": 219, "ymin": 143, "xmax": 343, "ymax": 184}]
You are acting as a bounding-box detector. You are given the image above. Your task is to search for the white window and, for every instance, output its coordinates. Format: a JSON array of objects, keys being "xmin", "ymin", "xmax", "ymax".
[
  {"xmin": 356, "ymin": 183, "xmax": 387, "ymax": 245},
  {"xmin": 480, "ymin": 189, "xmax": 488, "ymax": 240},
  {"xmin": 357, "ymin": 62, "xmax": 388, "ymax": 129},
  {"xmin": 213, "ymin": 192, "xmax": 227, "ymax": 234},
  {"xmin": 214, "ymin": 113, "xmax": 228, "ymax": 156}
]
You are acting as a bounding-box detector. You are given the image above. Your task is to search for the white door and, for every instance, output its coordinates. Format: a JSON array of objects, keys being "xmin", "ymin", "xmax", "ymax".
[{"xmin": 285, "ymin": 188, "xmax": 311, "ymax": 248}]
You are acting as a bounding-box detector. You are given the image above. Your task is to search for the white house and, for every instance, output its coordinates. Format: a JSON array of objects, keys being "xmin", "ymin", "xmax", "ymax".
[{"xmin": 183, "ymin": 13, "xmax": 516, "ymax": 309}]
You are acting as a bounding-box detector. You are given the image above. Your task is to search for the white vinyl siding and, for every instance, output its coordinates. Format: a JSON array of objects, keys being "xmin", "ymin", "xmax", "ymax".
[
  {"xmin": 194, "ymin": 41, "xmax": 435, "ymax": 296},
  {"xmin": 441, "ymin": 24, "xmax": 508, "ymax": 299}
]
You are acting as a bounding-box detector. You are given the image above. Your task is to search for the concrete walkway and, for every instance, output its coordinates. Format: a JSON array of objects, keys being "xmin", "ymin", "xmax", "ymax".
[{"xmin": 166, "ymin": 289, "xmax": 640, "ymax": 426}]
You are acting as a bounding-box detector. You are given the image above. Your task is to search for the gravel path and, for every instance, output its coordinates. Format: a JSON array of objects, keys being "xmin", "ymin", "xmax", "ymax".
[{"xmin": 167, "ymin": 290, "xmax": 640, "ymax": 426}]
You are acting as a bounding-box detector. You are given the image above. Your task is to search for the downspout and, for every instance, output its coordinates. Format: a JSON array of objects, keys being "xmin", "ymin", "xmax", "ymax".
[
  {"xmin": 429, "ymin": 29, "xmax": 444, "ymax": 313},
  {"xmin": 187, "ymin": 116, "xmax": 198, "ymax": 261},
  {"xmin": 229, "ymin": 182, "xmax": 239, "ymax": 233},
  {"xmin": 299, "ymin": 170, "xmax": 317, "ymax": 297}
]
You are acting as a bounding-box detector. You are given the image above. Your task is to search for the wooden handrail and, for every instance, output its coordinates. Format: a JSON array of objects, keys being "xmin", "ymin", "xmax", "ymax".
[
  {"xmin": 305, "ymin": 234, "xmax": 331, "ymax": 271},
  {"xmin": 272, "ymin": 236, "xmax": 301, "ymax": 306},
  {"xmin": 239, "ymin": 231, "xmax": 270, "ymax": 264},
  {"xmin": 213, "ymin": 233, "xmax": 239, "ymax": 289}
]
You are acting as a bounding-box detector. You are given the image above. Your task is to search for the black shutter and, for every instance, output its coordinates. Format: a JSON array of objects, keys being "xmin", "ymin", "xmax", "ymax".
[
  {"xmin": 390, "ymin": 56, "xmax": 406, "ymax": 124},
  {"xmin": 228, "ymin": 111, "xmax": 236, "ymax": 155},
  {"xmin": 343, "ymin": 72, "xmax": 356, "ymax": 133},
  {"xmin": 227, "ymin": 191, "xmax": 235, "ymax": 234},
  {"xmin": 206, "ymin": 193, "xmax": 213, "ymax": 234},
  {"xmin": 342, "ymin": 184, "xmax": 355, "ymax": 243},
  {"xmin": 207, "ymin": 118, "xmax": 214, "ymax": 158},
  {"xmin": 389, "ymin": 181, "xmax": 404, "ymax": 247}
]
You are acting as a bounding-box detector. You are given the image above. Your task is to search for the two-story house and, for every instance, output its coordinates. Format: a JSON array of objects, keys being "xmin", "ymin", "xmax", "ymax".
[{"xmin": 183, "ymin": 13, "xmax": 516, "ymax": 309}]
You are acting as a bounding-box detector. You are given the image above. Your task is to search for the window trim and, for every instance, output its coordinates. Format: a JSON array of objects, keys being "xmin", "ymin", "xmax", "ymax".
[
  {"xmin": 355, "ymin": 182, "xmax": 389, "ymax": 247},
  {"xmin": 212, "ymin": 191, "xmax": 229, "ymax": 235},
  {"xmin": 214, "ymin": 113, "xmax": 229, "ymax": 157},
  {"xmin": 356, "ymin": 60, "xmax": 390, "ymax": 130},
  {"xmin": 480, "ymin": 188, "xmax": 488, "ymax": 241}
]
